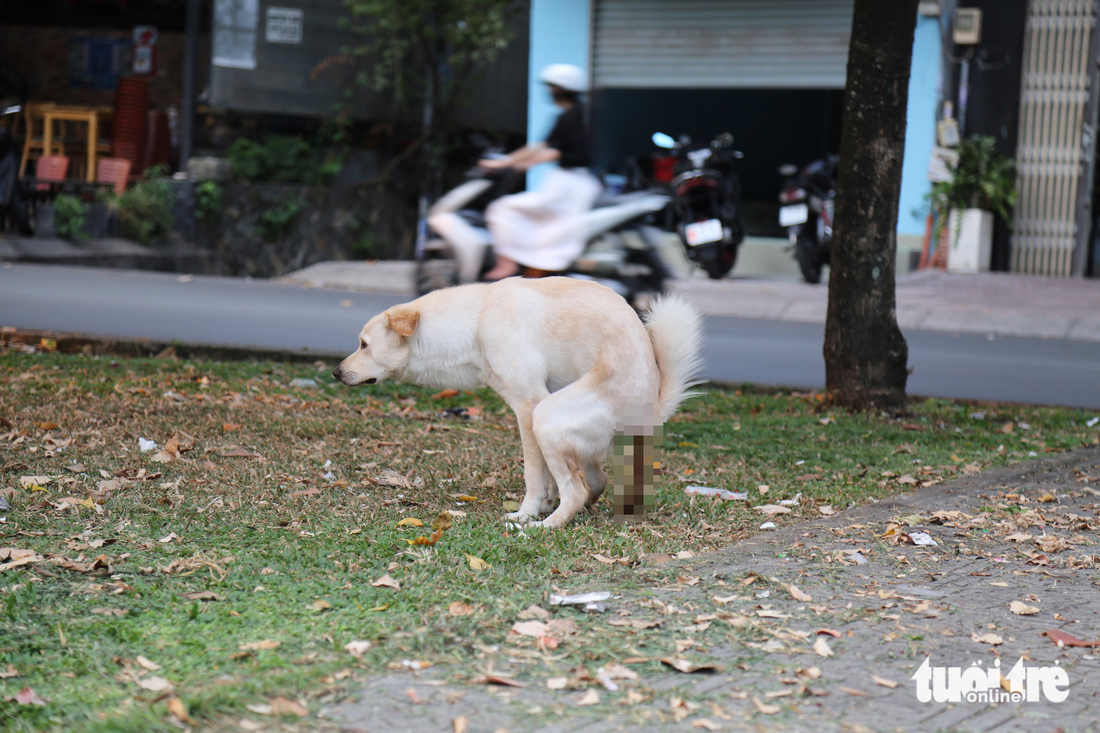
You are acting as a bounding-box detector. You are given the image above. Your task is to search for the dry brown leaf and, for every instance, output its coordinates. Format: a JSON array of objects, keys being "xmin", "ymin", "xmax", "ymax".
[
  {"xmin": 344, "ymin": 640, "xmax": 372, "ymax": 657},
  {"xmin": 1041, "ymin": 629, "xmax": 1100, "ymax": 648},
  {"xmin": 179, "ymin": 590, "xmax": 223, "ymax": 602},
  {"xmin": 693, "ymin": 719, "xmax": 721, "ymax": 730},
  {"xmin": 452, "ymin": 716, "xmax": 469, "ymax": 733},
  {"xmin": 431, "ymin": 512, "xmax": 454, "ymax": 532},
  {"xmin": 371, "ymin": 574, "xmax": 401, "ymax": 591},
  {"xmin": 661, "ymin": 657, "xmax": 721, "ymax": 673},
  {"xmin": 511, "ymin": 620, "xmax": 549, "ymax": 638},
  {"xmin": 465, "ymin": 554, "xmax": 489, "ymax": 571},
  {"xmin": 269, "ymin": 697, "xmax": 308, "ymax": 717},
  {"xmin": 813, "ymin": 637, "xmax": 833, "ymax": 657},
  {"xmin": 15, "ymin": 686, "xmax": 46, "ymax": 705},
  {"xmin": 795, "ymin": 667, "xmax": 821, "ymax": 680},
  {"xmin": 752, "ymin": 696, "xmax": 780, "ymax": 715},
  {"xmin": 788, "ymin": 584, "xmax": 812, "ymax": 602},
  {"xmin": 239, "ymin": 640, "xmax": 281, "ymax": 651},
  {"xmin": 135, "ymin": 656, "xmax": 160, "ymax": 671},
  {"xmin": 90, "ymin": 607, "xmax": 127, "ymax": 617},
  {"xmin": 818, "ymin": 505, "xmax": 836, "ymax": 516},
  {"xmin": 448, "ymin": 601, "xmax": 474, "ymax": 616},
  {"xmin": 575, "ymin": 688, "xmax": 600, "ymax": 706},
  {"xmin": 517, "ymin": 604, "xmax": 549, "ymax": 619},
  {"xmin": 971, "ymin": 632, "xmax": 1004, "ymax": 645},
  {"xmin": 396, "ymin": 517, "xmax": 424, "ymax": 528},
  {"xmin": 136, "ymin": 676, "xmax": 172, "ymax": 692},
  {"xmin": 0, "ymin": 665, "xmax": 20, "ymax": 679},
  {"xmin": 546, "ymin": 677, "xmax": 569, "ymax": 690},
  {"xmin": 1010, "ymin": 600, "xmax": 1040, "ymax": 616},
  {"xmin": 872, "ymin": 675, "xmax": 899, "ymax": 689},
  {"xmin": 310, "ymin": 599, "xmax": 332, "ymax": 612},
  {"xmin": 755, "ymin": 504, "xmax": 792, "ymax": 515},
  {"xmin": 168, "ymin": 697, "xmax": 194, "ymax": 723}
]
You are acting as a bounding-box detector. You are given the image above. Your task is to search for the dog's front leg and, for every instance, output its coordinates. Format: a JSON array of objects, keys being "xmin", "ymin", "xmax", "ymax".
[{"xmin": 503, "ymin": 403, "xmax": 550, "ymax": 524}]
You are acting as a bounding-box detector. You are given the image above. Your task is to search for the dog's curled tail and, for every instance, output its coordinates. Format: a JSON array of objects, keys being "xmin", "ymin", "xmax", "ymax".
[{"xmin": 644, "ymin": 294, "xmax": 704, "ymax": 423}]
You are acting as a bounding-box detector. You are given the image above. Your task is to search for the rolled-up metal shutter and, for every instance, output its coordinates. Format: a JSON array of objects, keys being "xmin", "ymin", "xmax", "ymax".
[
  {"xmin": 592, "ymin": 0, "xmax": 855, "ymax": 89},
  {"xmin": 1012, "ymin": 0, "xmax": 1098, "ymax": 276}
]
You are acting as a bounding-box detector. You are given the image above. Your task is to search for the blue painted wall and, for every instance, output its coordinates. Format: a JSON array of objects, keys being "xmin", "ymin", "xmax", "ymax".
[
  {"xmin": 527, "ymin": 0, "xmax": 591, "ymax": 189},
  {"xmin": 897, "ymin": 16, "xmax": 942, "ymax": 237}
]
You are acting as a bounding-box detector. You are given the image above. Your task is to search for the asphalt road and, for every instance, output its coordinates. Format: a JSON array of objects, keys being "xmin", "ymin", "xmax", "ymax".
[{"xmin": 2, "ymin": 264, "xmax": 1098, "ymax": 408}]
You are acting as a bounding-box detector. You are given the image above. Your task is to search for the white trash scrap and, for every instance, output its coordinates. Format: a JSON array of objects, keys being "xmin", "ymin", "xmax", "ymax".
[{"xmin": 685, "ymin": 486, "xmax": 748, "ymax": 501}]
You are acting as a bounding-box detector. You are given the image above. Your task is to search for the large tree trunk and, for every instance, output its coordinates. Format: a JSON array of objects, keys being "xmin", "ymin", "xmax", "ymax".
[{"xmin": 823, "ymin": 0, "xmax": 917, "ymax": 412}]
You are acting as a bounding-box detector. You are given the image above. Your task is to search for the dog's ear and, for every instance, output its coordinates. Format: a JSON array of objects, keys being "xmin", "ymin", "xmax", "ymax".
[{"xmin": 386, "ymin": 308, "xmax": 420, "ymax": 338}]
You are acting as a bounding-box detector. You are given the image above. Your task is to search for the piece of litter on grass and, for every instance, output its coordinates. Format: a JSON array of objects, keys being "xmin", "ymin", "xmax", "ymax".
[
  {"xmin": 779, "ymin": 493, "xmax": 802, "ymax": 507},
  {"xmin": 550, "ymin": 591, "xmax": 611, "ymax": 606},
  {"xmin": 1087, "ymin": 417, "xmax": 1099, "ymax": 428},
  {"xmin": 138, "ymin": 438, "xmax": 157, "ymax": 452},
  {"xmin": 845, "ymin": 551, "xmax": 869, "ymax": 565},
  {"xmin": 684, "ymin": 486, "xmax": 748, "ymax": 501},
  {"xmin": 760, "ymin": 522, "xmax": 776, "ymax": 530},
  {"xmin": 908, "ymin": 532, "xmax": 938, "ymax": 547},
  {"xmin": 289, "ymin": 378, "xmax": 317, "ymax": 388}
]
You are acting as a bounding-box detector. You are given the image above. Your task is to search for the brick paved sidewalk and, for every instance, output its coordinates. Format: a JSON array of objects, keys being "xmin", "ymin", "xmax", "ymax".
[{"xmin": 328, "ymin": 447, "xmax": 1100, "ymax": 732}]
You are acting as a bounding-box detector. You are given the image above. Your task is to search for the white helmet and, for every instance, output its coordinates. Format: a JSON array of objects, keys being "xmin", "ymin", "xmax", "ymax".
[{"xmin": 539, "ymin": 64, "xmax": 587, "ymax": 93}]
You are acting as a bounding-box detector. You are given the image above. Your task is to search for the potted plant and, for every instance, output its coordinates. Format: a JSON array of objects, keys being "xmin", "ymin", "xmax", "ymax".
[{"xmin": 927, "ymin": 135, "xmax": 1017, "ymax": 273}]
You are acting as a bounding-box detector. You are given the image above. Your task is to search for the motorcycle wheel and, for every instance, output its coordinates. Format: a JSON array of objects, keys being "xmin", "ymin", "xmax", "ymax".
[
  {"xmin": 795, "ymin": 232, "xmax": 824, "ymax": 284},
  {"xmin": 701, "ymin": 246, "xmax": 738, "ymax": 280},
  {"xmin": 414, "ymin": 250, "xmax": 459, "ymax": 296}
]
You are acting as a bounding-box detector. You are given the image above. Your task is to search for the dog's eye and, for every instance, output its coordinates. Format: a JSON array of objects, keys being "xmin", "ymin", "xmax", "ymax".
[{"xmin": 359, "ymin": 339, "xmax": 368, "ymax": 350}]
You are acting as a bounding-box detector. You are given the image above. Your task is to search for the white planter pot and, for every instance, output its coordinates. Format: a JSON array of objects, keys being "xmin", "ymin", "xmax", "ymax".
[{"xmin": 947, "ymin": 208, "xmax": 994, "ymax": 273}]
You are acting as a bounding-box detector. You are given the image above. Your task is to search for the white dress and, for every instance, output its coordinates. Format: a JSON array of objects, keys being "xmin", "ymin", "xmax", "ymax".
[{"xmin": 485, "ymin": 167, "xmax": 602, "ymax": 272}]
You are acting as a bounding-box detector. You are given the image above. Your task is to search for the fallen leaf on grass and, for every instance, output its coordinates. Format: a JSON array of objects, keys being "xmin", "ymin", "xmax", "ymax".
[
  {"xmin": 512, "ymin": 620, "xmax": 549, "ymax": 638},
  {"xmin": 661, "ymin": 657, "xmax": 721, "ymax": 673},
  {"xmin": 431, "ymin": 512, "xmax": 453, "ymax": 532},
  {"xmin": 289, "ymin": 488, "xmax": 319, "ymax": 499},
  {"xmin": 755, "ymin": 504, "xmax": 792, "ymax": 515},
  {"xmin": 452, "ymin": 494, "xmax": 479, "ymax": 503},
  {"xmin": 36, "ymin": 421, "xmax": 60, "ymax": 430},
  {"xmin": 158, "ymin": 533, "xmax": 179, "ymax": 543},
  {"xmin": 576, "ymin": 688, "xmax": 600, "ymax": 706},
  {"xmin": 609, "ymin": 618, "xmax": 662, "ymax": 630},
  {"xmin": 452, "ymin": 716, "xmax": 468, "ymax": 733},
  {"xmin": 90, "ymin": 607, "xmax": 127, "ymax": 617},
  {"xmin": 344, "ymin": 640, "xmax": 372, "ymax": 657},
  {"xmin": 795, "ymin": 667, "xmax": 821, "ymax": 680},
  {"xmin": 448, "ymin": 601, "xmax": 474, "ymax": 616},
  {"xmin": 971, "ymin": 632, "xmax": 1004, "ymax": 646},
  {"xmin": 246, "ymin": 697, "xmax": 308, "ymax": 717},
  {"xmin": 180, "ymin": 590, "xmax": 223, "ymax": 601},
  {"xmin": 872, "ymin": 675, "xmax": 899, "ymax": 689},
  {"xmin": 371, "ymin": 574, "xmax": 401, "ymax": 590},
  {"xmin": 818, "ymin": 505, "xmax": 836, "ymax": 516},
  {"xmin": 517, "ymin": 604, "xmax": 549, "ymax": 619},
  {"xmin": 396, "ymin": 517, "xmax": 424, "ymax": 528},
  {"xmin": 693, "ymin": 719, "xmax": 721, "ymax": 730},
  {"xmin": 406, "ymin": 529, "xmax": 444, "ymax": 546},
  {"xmin": 839, "ymin": 686, "xmax": 868, "ymax": 696},
  {"xmin": 135, "ymin": 656, "xmax": 160, "ymax": 671},
  {"xmin": 239, "ymin": 640, "xmax": 281, "ymax": 651},
  {"xmin": 1005, "ymin": 533, "xmax": 1034, "ymax": 542},
  {"xmin": 168, "ymin": 697, "xmax": 194, "ymax": 724},
  {"xmin": 136, "ymin": 676, "xmax": 173, "ymax": 692},
  {"xmin": 0, "ymin": 665, "xmax": 19, "ymax": 679},
  {"xmin": 433, "ymin": 389, "xmax": 459, "ymax": 399},
  {"xmin": 310, "ymin": 600, "xmax": 332, "ymax": 612},
  {"xmin": 547, "ymin": 677, "xmax": 569, "ymax": 690},
  {"xmin": 752, "ymin": 696, "xmax": 780, "ymax": 715},
  {"xmin": 470, "ymin": 674, "xmax": 527, "ymax": 687},
  {"xmin": 222, "ymin": 423, "xmax": 242, "ymax": 431},
  {"xmin": 1041, "ymin": 629, "xmax": 1100, "ymax": 648},
  {"xmin": 813, "ymin": 637, "xmax": 833, "ymax": 657},
  {"xmin": 788, "ymin": 584, "xmax": 812, "ymax": 602},
  {"xmin": 1010, "ymin": 601, "xmax": 1040, "ymax": 616},
  {"xmin": 465, "ymin": 554, "xmax": 489, "ymax": 571},
  {"xmin": 19, "ymin": 476, "xmax": 53, "ymax": 488},
  {"xmin": 66, "ymin": 463, "xmax": 86, "ymax": 473},
  {"xmin": 15, "ymin": 687, "xmax": 46, "ymax": 705}
]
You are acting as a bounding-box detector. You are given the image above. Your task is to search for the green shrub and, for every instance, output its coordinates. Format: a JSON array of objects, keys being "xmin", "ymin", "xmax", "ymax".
[
  {"xmin": 228, "ymin": 135, "xmax": 343, "ymax": 185},
  {"xmin": 108, "ymin": 165, "xmax": 174, "ymax": 245},
  {"xmin": 257, "ymin": 193, "xmax": 305, "ymax": 242},
  {"xmin": 195, "ymin": 181, "xmax": 224, "ymax": 222},
  {"xmin": 52, "ymin": 195, "xmax": 88, "ymax": 241},
  {"xmin": 928, "ymin": 135, "xmax": 1017, "ymax": 223}
]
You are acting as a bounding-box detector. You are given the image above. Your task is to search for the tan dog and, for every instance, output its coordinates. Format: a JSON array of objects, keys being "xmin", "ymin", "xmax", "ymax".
[{"xmin": 333, "ymin": 277, "xmax": 702, "ymax": 528}]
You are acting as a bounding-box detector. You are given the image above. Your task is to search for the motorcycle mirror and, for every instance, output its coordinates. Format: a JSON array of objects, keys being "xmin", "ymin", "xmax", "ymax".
[
  {"xmin": 714, "ymin": 132, "xmax": 734, "ymax": 148},
  {"xmin": 732, "ymin": 150, "xmax": 745, "ymax": 159},
  {"xmin": 778, "ymin": 163, "xmax": 798, "ymax": 177},
  {"xmin": 651, "ymin": 132, "xmax": 676, "ymax": 149}
]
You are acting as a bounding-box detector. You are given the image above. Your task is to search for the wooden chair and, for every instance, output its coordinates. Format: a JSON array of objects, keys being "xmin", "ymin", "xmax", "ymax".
[
  {"xmin": 18, "ymin": 102, "xmax": 61, "ymax": 178},
  {"xmin": 95, "ymin": 157, "xmax": 131, "ymax": 195}
]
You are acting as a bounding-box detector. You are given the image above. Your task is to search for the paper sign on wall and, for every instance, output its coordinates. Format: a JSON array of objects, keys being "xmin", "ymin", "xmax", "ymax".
[{"xmin": 266, "ymin": 7, "xmax": 303, "ymax": 44}]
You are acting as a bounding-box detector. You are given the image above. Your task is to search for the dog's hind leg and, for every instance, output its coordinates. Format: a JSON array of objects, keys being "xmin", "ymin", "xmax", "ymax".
[
  {"xmin": 527, "ymin": 383, "xmax": 614, "ymax": 529},
  {"xmin": 582, "ymin": 459, "xmax": 608, "ymax": 507}
]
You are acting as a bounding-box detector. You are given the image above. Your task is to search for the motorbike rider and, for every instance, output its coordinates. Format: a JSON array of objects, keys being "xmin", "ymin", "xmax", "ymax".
[{"xmin": 475, "ymin": 63, "xmax": 602, "ymax": 280}]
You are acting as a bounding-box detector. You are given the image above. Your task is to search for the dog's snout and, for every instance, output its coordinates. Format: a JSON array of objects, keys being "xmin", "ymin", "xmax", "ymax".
[{"xmin": 332, "ymin": 366, "xmax": 343, "ymax": 381}]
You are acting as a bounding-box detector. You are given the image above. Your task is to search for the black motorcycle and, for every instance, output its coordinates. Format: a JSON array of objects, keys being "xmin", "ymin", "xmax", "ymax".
[
  {"xmin": 778, "ymin": 154, "xmax": 838, "ymax": 284},
  {"xmin": 651, "ymin": 131, "xmax": 745, "ymax": 280},
  {"xmin": 0, "ymin": 105, "xmax": 32, "ymax": 235}
]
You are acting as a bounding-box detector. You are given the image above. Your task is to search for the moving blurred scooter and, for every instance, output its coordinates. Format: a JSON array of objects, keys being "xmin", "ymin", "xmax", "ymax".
[
  {"xmin": 419, "ymin": 162, "xmax": 673, "ymax": 309},
  {"xmin": 0, "ymin": 105, "xmax": 32, "ymax": 235}
]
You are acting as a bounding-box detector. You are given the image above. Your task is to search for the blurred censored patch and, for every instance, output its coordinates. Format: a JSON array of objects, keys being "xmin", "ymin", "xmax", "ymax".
[{"xmin": 611, "ymin": 426, "xmax": 663, "ymax": 522}]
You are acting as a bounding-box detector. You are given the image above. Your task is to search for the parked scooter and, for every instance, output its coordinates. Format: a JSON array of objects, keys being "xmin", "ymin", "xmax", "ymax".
[
  {"xmin": 418, "ymin": 162, "xmax": 673, "ymax": 308},
  {"xmin": 650, "ymin": 131, "xmax": 745, "ymax": 280},
  {"xmin": 778, "ymin": 154, "xmax": 838, "ymax": 284}
]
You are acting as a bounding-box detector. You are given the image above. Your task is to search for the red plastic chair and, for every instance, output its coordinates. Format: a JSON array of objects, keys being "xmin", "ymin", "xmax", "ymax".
[
  {"xmin": 34, "ymin": 155, "xmax": 70, "ymax": 192},
  {"xmin": 95, "ymin": 157, "xmax": 131, "ymax": 196}
]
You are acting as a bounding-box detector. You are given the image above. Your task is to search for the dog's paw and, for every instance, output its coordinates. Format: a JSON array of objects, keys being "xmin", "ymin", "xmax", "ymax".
[{"xmin": 503, "ymin": 511, "xmax": 536, "ymax": 524}]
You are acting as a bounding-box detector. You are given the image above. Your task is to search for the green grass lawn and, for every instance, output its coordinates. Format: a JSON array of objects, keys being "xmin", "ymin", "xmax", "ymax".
[{"xmin": 1, "ymin": 350, "xmax": 1096, "ymax": 731}]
